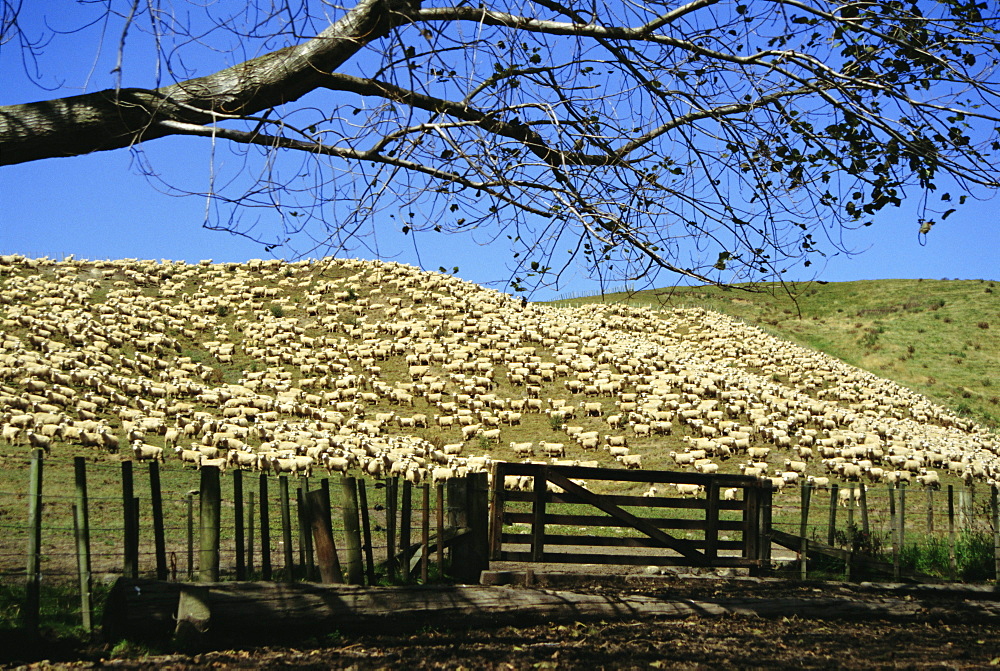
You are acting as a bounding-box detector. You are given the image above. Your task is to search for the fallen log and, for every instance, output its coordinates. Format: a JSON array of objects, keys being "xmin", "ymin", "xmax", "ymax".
[{"xmin": 102, "ymin": 577, "xmax": 1000, "ymax": 649}]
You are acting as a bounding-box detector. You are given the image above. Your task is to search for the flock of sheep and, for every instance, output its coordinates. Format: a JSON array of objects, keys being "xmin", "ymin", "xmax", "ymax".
[{"xmin": 0, "ymin": 253, "xmax": 997, "ymax": 500}]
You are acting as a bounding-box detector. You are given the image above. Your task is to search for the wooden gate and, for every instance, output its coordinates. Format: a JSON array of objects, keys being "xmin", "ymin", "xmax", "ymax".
[{"xmin": 490, "ymin": 462, "xmax": 771, "ymax": 570}]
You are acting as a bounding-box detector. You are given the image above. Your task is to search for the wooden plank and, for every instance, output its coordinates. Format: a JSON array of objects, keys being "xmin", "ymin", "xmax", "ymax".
[
  {"xmin": 108, "ymin": 577, "xmax": 992, "ymax": 647},
  {"xmin": 503, "ymin": 511, "xmax": 744, "ymax": 531},
  {"xmin": 498, "ymin": 551, "xmax": 759, "ymax": 568},
  {"xmin": 495, "ymin": 463, "xmax": 757, "ymax": 487},
  {"xmin": 543, "ymin": 471, "xmax": 708, "ymax": 565},
  {"xmin": 504, "ymin": 490, "xmax": 713, "ymax": 509},
  {"xmin": 501, "ymin": 533, "xmax": 745, "ymax": 551}
]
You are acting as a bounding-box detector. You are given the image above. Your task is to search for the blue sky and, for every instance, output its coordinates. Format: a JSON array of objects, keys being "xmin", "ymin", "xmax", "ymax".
[{"xmin": 2, "ymin": 2, "xmax": 998, "ymax": 300}]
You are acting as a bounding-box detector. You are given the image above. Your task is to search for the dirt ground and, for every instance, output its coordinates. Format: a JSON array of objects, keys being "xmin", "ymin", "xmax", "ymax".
[{"xmin": 6, "ymin": 574, "xmax": 1000, "ymax": 670}]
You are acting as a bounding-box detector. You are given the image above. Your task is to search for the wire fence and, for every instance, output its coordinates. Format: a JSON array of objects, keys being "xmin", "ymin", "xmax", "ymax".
[{"xmin": 1, "ymin": 454, "xmax": 461, "ymax": 632}]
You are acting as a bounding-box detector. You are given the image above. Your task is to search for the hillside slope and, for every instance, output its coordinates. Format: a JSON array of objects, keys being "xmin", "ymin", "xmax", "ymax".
[
  {"xmin": 568, "ymin": 279, "xmax": 1000, "ymax": 430},
  {"xmin": 0, "ymin": 255, "xmax": 996, "ymax": 499}
]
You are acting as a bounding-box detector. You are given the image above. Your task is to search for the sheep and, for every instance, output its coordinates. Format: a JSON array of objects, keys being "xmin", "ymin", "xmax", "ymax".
[
  {"xmin": 131, "ymin": 440, "xmax": 164, "ymax": 463},
  {"xmin": 540, "ymin": 441, "xmax": 565, "ymax": 458},
  {"xmin": 838, "ymin": 486, "xmax": 863, "ymax": 507},
  {"xmin": 200, "ymin": 456, "xmax": 229, "ymax": 474},
  {"xmin": 177, "ymin": 446, "xmax": 204, "ymax": 468},
  {"xmin": 477, "ymin": 427, "xmax": 502, "ymax": 444},
  {"xmin": 510, "ymin": 441, "xmax": 534, "ymax": 458},
  {"xmin": 26, "ymin": 430, "xmax": 52, "ymax": 455},
  {"xmin": 673, "ymin": 483, "xmax": 704, "ymax": 498},
  {"xmin": 694, "ymin": 461, "xmax": 718, "ymax": 475},
  {"xmin": 607, "ymin": 445, "xmax": 630, "ymax": 459},
  {"xmin": 722, "ymin": 487, "xmax": 739, "ymax": 501},
  {"xmin": 916, "ymin": 470, "xmax": 941, "ymax": 490},
  {"xmin": 784, "ymin": 459, "xmax": 807, "ymax": 474},
  {"xmin": 805, "ymin": 475, "xmax": 830, "ymax": 489},
  {"xmin": 618, "ymin": 454, "xmax": 642, "ymax": 469},
  {"xmin": 322, "ymin": 455, "xmax": 352, "ymax": 475}
]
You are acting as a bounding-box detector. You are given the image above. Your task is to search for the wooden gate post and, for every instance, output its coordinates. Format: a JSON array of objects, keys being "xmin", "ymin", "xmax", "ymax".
[
  {"xmin": 531, "ymin": 467, "xmax": 548, "ymax": 563},
  {"xmin": 489, "ymin": 462, "xmax": 506, "ymax": 561},
  {"xmin": 149, "ymin": 461, "xmax": 168, "ymax": 580},
  {"xmin": 199, "ymin": 465, "xmax": 221, "ymax": 582},
  {"xmin": 448, "ymin": 473, "xmax": 490, "ymax": 584}
]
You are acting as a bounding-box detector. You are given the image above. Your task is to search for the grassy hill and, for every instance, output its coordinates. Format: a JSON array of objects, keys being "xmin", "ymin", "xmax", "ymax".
[
  {"xmin": 0, "ymin": 258, "xmax": 996, "ymax": 523},
  {"xmin": 558, "ymin": 279, "xmax": 1000, "ymax": 430}
]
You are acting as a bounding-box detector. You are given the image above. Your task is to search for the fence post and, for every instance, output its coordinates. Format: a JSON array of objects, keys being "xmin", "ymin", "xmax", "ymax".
[
  {"xmin": 186, "ymin": 490, "xmax": 195, "ymax": 580},
  {"xmin": 358, "ymin": 479, "xmax": 375, "ymax": 584},
  {"xmin": 259, "ymin": 474, "xmax": 272, "ymax": 581},
  {"xmin": 827, "ymin": 484, "xmax": 839, "ymax": 547},
  {"xmin": 25, "ymin": 449, "xmax": 43, "ymax": 634},
  {"xmin": 448, "ymin": 473, "xmax": 489, "ymax": 584},
  {"xmin": 233, "ymin": 469, "xmax": 245, "ymax": 581},
  {"xmin": 73, "ymin": 456, "xmax": 93, "ymax": 631},
  {"xmin": 947, "ymin": 484, "xmax": 957, "ymax": 581},
  {"xmin": 489, "ymin": 462, "xmax": 506, "ymax": 561},
  {"xmin": 149, "ymin": 461, "xmax": 168, "ymax": 580},
  {"xmin": 400, "ymin": 479, "xmax": 412, "ymax": 575},
  {"xmin": 422, "ymin": 483, "xmax": 431, "ymax": 583},
  {"xmin": 436, "ymin": 483, "xmax": 445, "ymax": 576},
  {"xmin": 247, "ymin": 490, "xmax": 255, "ymax": 578},
  {"xmin": 340, "ymin": 476, "xmax": 364, "ymax": 585},
  {"xmin": 799, "ymin": 481, "xmax": 811, "ymax": 580},
  {"xmin": 927, "ymin": 488, "xmax": 934, "ymax": 534},
  {"xmin": 991, "ymin": 485, "xmax": 999, "ymax": 586},
  {"xmin": 121, "ymin": 460, "xmax": 138, "ymax": 579},
  {"xmin": 199, "ymin": 465, "xmax": 221, "ymax": 582},
  {"xmin": 296, "ymin": 487, "xmax": 315, "ymax": 581},
  {"xmin": 386, "ymin": 478, "xmax": 398, "ymax": 582},
  {"xmin": 859, "ymin": 482, "xmax": 870, "ymax": 537},
  {"xmin": 899, "ymin": 482, "xmax": 907, "ymax": 553},
  {"xmin": 889, "ymin": 485, "xmax": 900, "ymax": 582},
  {"xmin": 305, "ymin": 488, "xmax": 343, "ymax": 583},
  {"xmin": 760, "ymin": 479, "xmax": 773, "ymax": 576},
  {"xmin": 279, "ymin": 475, "xmax": 294, "ymax": 582}
]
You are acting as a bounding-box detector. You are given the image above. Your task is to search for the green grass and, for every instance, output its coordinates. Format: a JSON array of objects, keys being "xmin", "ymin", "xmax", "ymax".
[{"xmin": 559, "ymin": 279, "xmax": 1000, "ymax": 429}]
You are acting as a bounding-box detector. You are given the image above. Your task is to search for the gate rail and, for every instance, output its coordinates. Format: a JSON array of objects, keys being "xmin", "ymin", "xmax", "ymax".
[{"xmin": 490, "ymin": 462, "xmax": 772, "ymax": 570}]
